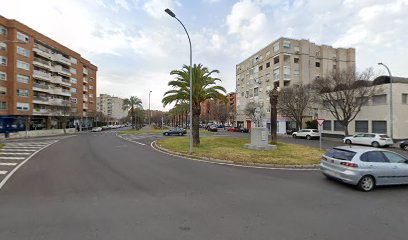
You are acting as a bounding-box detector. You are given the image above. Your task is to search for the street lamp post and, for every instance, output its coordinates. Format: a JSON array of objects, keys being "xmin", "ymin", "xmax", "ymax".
[
  {"xmin": 165, "ymin": 8, "xmax": 193, "ymax": 154},
  {"xmin": 378, "ymin": 63, "xmax": 393, "ymax": 139},
  {"xmin": 149, "ymin": 90, "xmax": 152, "ymax": 126}
]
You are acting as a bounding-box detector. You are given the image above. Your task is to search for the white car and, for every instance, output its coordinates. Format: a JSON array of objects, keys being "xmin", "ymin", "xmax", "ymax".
[
  {"xmin": 343, "ymin": 133, "xmax": 394, "ymax": 148},
  {"xmin": 91, "ymin": 127, "xmax": 102, "ymax": 132},
  {"xmin": 292, "ymin": 129, "xmax": 320, "ymax": 140}
]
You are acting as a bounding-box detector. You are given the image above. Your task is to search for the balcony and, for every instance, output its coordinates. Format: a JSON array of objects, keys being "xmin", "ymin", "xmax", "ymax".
[
  {"xmin": 83, "ymin": 86, "xmax": 88, "ymax": 92},
  {"xmin": 83, "ymin": 96, "xmax": 88, "ymax": 102},
  {"xmin": 50, "ymin": 98, "xmax": 70, "ymax": 106},
  {"xmin": 83, "ymin": 68, "xmax": 88, "ymax": 75},
  {"xmin": 52, "ymin": 53, "xmax": 71, "ymax": 66},
  {"xmin": 33, "ymin": 108, "xmax": 51, "ymax": 115},
  {"xmin": 51, "ymin": 75, "xmax": 71, "ymax": 87},
  {"xmin": 33, "ymin": 96, "xmax": 50, "ymax": 104},
  {"xmin": 33, "ymin": 44, "xmax": 52, "ymax": 59},
  {"xmin": 33, "ymin": 57, "xmax": 51, "ymax": 70},
  {"xmin": 33, "ymin": 70, "xmax": 52, "ymax": 82},
  {"xmin": 83, "ymin": 77, "xmax": 88, "ymax": 83},
  {"xmin": 52, "ymin": 65, "xmax": 71, "ymax": 77},
  {"xmin": 51, "ymin": 87, "xmax": 71, "ymax": 97},
  {"xmin": 83, "ymin": 104, "xmax": 88, "ymax": 109},
  {"xmin": 33, "ymin": 83, "xmax": 51, "ymax": 93}
]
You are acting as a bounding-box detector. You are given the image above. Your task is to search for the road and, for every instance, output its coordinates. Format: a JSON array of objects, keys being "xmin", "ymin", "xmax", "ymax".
[{"xmin": 1, "ymin": 131, "xmax": 408, "ymax": 240}]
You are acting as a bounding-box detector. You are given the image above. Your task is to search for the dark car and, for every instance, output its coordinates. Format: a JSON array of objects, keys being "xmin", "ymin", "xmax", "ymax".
[
  {"xmin": 400, "ymin": 141, "xmax": 408, "ymax": 151},
  {"xmin": 238, "ymin": 127, "xmax": 249, "ymax": 133},
  {"xmin": 163, "ymin": 128, "xmax": 187, "ymax": 136},
  {"xmin": 208, "ymin": 125, "xmax": 218, "ymax": 132}
]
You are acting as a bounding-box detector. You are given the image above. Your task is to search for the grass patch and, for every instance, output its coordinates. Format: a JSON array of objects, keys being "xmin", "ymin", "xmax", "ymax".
[{"xmin": 157, "ymin": 137, "xmax": 325, "ymax": 165}]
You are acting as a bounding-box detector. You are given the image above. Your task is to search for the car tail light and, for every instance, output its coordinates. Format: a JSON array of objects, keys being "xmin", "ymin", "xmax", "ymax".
[{"xmin": 340, "ymin": 162, "xmax": 358, "ymax": 168}]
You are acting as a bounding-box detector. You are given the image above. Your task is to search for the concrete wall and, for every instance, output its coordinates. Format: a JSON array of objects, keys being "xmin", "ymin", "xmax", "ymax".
[{"xmin": 1, "ymin": 128, "xmax": 76, "ymax": 139}]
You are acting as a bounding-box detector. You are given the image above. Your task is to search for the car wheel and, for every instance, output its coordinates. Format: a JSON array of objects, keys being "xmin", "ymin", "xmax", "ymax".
[
  {"xmin": 345, "ymin": 139, "xmax": 352, "ymax": 144},
  {"xmin": 404, "ymin": 145, "xmax": 408, "ymax": 151},
  {"xmin": 178, "ymin": 132, "xmax": 182, "ymax": 136},
  {"xmin": 306, "ymin": 135, "xmax": 311, "ymax": 140},
  {"xmin": 371, "ymin": 141, "xmax": 380, "ymax": 148},
  {"xmin": 292, "ymin": 134, "xmax": 297, "ymax": 138},
  {"xmin": 164, "ymin": 132, "xmax": 169, "ymax": 136},
  {"xmin": 357, "ymin": 175, "xmax": 375, "ymax": 192}
]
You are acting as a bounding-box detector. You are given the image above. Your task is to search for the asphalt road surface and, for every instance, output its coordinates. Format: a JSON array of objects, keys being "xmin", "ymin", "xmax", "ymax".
[{"xmin": 1, "ymin": 131, "xmax": 408, "ymax": 240}]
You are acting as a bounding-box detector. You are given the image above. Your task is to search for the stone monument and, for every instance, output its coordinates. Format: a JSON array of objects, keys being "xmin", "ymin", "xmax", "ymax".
[{"xmin": 244, "ymin": 107, "xmax": 277, "ymax": 151}]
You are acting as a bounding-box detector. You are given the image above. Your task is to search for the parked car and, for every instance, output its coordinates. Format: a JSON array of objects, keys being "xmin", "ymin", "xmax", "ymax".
[
  {"xmin": 343, "ymin": 133, "xmax": 394, "ymax": 148},
  {"xmin": 163, "ymin": 128, "xmax": 187, "ymax": 136},
  {"xmin": 400, "ymin": 141, "xmax": 408, "ymax": 151},
  {"xmin": 292, "ymin": 129, "xmax": 320, "ymax": 140},
  {"xmin": 227, "ymin": 127, "xmax": 238, "ymax": 132},
  {"xmin": 208, "ymin": 125, "xmax": 218, "ymax": 132},
  {"xmin": 237, "ymin": 127, "xmax": 249, "ymax": 133},
  {"xmin": 320, "ymin": 146, "xmax": 408, "ymax": 191},
  {"xmin": 101, "ymin": 126, "xmax": 109, "ymax": 131},
  {"xmin": 91, "ymin": 127, "xmax": 102, "ymax": 132},
  {"xmin": 286, "ymin": 128, "xmax": 297, "ymax": 135}
]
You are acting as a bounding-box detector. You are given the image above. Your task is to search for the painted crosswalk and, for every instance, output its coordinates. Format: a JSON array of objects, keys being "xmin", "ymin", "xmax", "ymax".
[{"xmin": 0, "ymin": 140, "xmax": 58, "ymax": 187}]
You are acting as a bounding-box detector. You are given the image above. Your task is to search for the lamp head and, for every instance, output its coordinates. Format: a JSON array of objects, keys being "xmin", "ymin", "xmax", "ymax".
[
  {"xmin": 165, "ymin": 8, "xmax": 176, "ymax": 18},
  {"xmin": 378, "ymin": 62, "xmax": 383, "ymax": 66}
]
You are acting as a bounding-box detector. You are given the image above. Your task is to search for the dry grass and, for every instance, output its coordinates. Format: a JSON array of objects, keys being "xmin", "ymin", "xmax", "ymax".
[{"xmin": 157, "ymin": 137, "xmax": 325, "ymax": 165}]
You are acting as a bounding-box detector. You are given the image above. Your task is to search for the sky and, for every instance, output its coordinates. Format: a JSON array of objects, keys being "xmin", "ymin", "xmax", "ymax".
[{"xmin": 1, "ymin": 0, "xmax": 407, "ymax": 110}]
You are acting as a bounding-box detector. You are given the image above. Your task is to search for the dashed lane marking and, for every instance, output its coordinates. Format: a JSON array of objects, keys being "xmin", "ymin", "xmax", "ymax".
[
  {"xmin": 0, "ymin": 171, "xmax": 7, "ymax": 175},
  {"xmin": 0, "ymin": 163, "xmax": 18, "ymax": 166}
]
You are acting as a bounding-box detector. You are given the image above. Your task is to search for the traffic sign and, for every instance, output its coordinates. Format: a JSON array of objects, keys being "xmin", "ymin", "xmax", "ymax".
[{"xmin": 317, "ymin": 118, "xmax": 325, "ymax": 126}]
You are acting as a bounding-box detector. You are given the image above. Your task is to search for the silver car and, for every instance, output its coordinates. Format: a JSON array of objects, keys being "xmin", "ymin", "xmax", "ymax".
[{"xmin": 320, "ymin": 146, "xmax": 408, "ymax": 191}]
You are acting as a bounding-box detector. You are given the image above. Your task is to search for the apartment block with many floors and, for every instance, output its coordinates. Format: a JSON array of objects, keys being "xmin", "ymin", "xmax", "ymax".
[
  {"xmin": 96, "ymin": 94, "xmax": 128, "ymax": 124},
  {"xmin": 0, "ymin": 15, "xmax": 97, "ymax": 132},
  {"xmin": 235, "ymin": 37, "xmax": 355, "ymax": 132}
]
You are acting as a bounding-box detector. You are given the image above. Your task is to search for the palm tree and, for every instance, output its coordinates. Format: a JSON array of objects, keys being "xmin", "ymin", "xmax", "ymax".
[
  {"xmin": 122, "ymin": 96, "xmax": 143, "ymax": 129},
  {"xmin": 162, "ymin": 64, "xmax": 226, "ymax": 146}
]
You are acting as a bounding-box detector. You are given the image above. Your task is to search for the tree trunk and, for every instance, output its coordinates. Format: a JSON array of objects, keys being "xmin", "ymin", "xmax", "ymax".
[
  {"xmin": 344, "ymin": 123, "xmax": 349, "ymax": 136},
  {"xmin": 131, "ymin": 108, "xmax": 135, "ymax": 129},
  {"xmin": 192, "ymin": 107, "xmax": 200, "ymax": 147}
]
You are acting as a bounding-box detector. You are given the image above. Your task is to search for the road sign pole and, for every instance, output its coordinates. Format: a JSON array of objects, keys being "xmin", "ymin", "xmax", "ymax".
[{"xmin": 319, "ymin": 124, "xmax": 322, "ymax": 150}]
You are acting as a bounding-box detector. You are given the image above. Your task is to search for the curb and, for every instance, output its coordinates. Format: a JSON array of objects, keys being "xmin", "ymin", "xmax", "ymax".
[{"xmin": 151, "ymin": 140, "xmax": 319, "ymax": 171}]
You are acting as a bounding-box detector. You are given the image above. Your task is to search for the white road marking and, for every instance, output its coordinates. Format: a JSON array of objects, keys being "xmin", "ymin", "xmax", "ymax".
[
  {"xmin": 0, "ymin": 152, "xmax": 31, "ymax": 155},
  {"xmin": 0, "ymin": 157, "xmax": 25, "ymax": 160},
  {"xmin": 1, "ymin": 149, "xmax": 36, "ymax": 152},
  {"xmin": 0, "ymin": 162, "xmax": 18, "ymax": 166},
  {"xmin": 3, "ymin": 146, "xmax": 41, "ymax": 149},
  {"xmin": 0, "ymin": 171, "xmax": 7, "ymax": 175},
  {"xmin": 132, "ymin": 141, "xmax": 146, "ymax": 146}
]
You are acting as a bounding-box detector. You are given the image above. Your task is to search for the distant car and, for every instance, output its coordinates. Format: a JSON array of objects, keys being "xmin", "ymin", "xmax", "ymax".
[
  {"xmin": 91, "ymin": 127, "xmax": 102, "ymax": 132},
  {"xmin": 400, "ymin": 141, "xmax": 408, "ymax": 151},
  {"xmin": 286, "ymin": 128, "xmax": 297, "ymax": 135},
  {"xmin": 101, "ymin": 126, "xmax": 109, "ymax": 131},
  {"xmin": 163, "ymin": 128, "xmax": 187, "ymax": 136},
  {"xmin": 343, "ymin": 133, "xmax": 394, "ymax": 148},
  {"xmin": 208, "ymin": 125, "xmax": 218, "ymax": 132},
  {"xmin": 227, "ymin": 127, "xmax": 238, "ymax": 132},
  {"xmin": 237, "ymin": 127, "xmax": 249, "ymax": 133},
  {"xmin": 292, "ymin": 129, "xmax": 320, "ymax": 140},
  {"xmin": 320, "ymin": 146, "xmax": 408, "ymax": 191}
]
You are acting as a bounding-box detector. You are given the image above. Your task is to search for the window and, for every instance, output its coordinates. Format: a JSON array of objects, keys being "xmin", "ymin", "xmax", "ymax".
[
  {"xmin": 315, "ymin": 62, "xmax": 320, "ymax": 68},
  {"xmin": 273, "ymin": 68, "xmax": 280, "ymax": 81},
  {"xmin": 334, "ymin": 121, "xmax": 344, "ymax": 131},
  {"xmin": 333, "ymin": 65, "xmax": 337, "ymax": 70},
  {"xmin": 17, "ymin": 32, "xmax": 29, "ymax": 43},
  {"xmin": 273, "ymin": 42, "xmax": 279, "ymax": 52},
  {"xmin": 70, "ymin": 68, "xmax": 77, "ymax": 74},
  {"xmin": 259, "ymin": 65, "xmax": 263, "ymax": 71},
  {"xmin": 283, "ymin": 40, "xmax": 291, "ymax": 49},
  {"xmin": 266, "ymin": 51, "xmax": 271, "ymax": 57},
  {"xmin": 71, "ymin": 88, "xmax": 77, "ymax": 93},
  {"xmin": 265, "ymin": 73, "xmax": 270, "ymax": 82},
  {"xmin": 17, "ymin": 60, "xmax": 30, "ymax": 70},
  {"xmin": 294, "ymin": 58, "xmax": 299, "ymax": 64},
  {"xmin": 325, "ymin": 148, "xmax": 356, "ymax": 161},
  {"xmin": 0, "ymin": 101, "xmax": 6, "ymax": 110},
  {"xmin": 89, "ymin": 86, "xmax": 93, "ymax": 90},
  {"xmin": 283, "ymin": 66, "xmax": 290, "ymax": 80},
  {"xmin": 71, "ymin": 78, "xmax": 77, "ymax": 84},
  {"xmin": 383, "ymin": 152, "xmax": 407, "ymax": 163},
  {"xmin": 372, "ymin": 94, "xmax": 387, "ymax": 105},
  {"xmin": 0, "ymin": 42, "xmax": 6, "ymax": 51},
  {"xmin": 17, "ymin": 89, "xmax": 29, "ymax": 97},
  {"xmin": 372, "ymin": 121, "xmax": 387, "ymax": 134},
  {"xmin": 0, "ymin": 71, "xmax": 6, "ymax": 81},
  {"xmin": 316, "ymin": 51, "xmax": 320, "ymax": 57},
  {"xmin": 266, "ymin": 62, "xmax": 270, "ymax": 68},
  {"xmin": 0, "ymin": 25, "xmax": 7, "ymax": 36},
  {"xmin": 17, "ymin": 46, "xmax": 30, "ymax": 57},
  {"xmin": 360, "ymin": 151, "xmax": 387, "ymax": 163},
  {"xmin": 0, "ymin": 56, "xmax": 7, "ymax": 66},
  {"xmin": 89, "ymin": 94, "xmax": 93, "ymax": 98},
  {"xmin": 402, "ymin": 93, "xmax": 408, "ymax": 104},
  {"xmin": 274, "ymin": 56, "xmax": 279, "ymax": 64},
  {"xmin": 241, "ymin": 92, "xmax": 244, "ymax": 97},
  {"xmin": 323, "ymin": 120, "xmax": 332, "ymax": 131},
  {"xmin": 0, "ymin": 86, "xmax": 6, "ymax": 95},
  {"xmin": 70, "ymin": 57, "xmax": 77, "ymax": 64},
  {"xmin": 17, "ymin": 74, "xmax": 29, "ymax": 84},
  {"xmin": 16, "ymin": 102, "xmax": 30, "ymax": 111},
  {"xmin": 355, "ymin": 120, "xmax": 368, "ymax": 133},
  {"xmin": 71, "ymin": 98, "xmax": 77, "ymax": 103},
  {"xmin": 254, "ymin": 87, "xmax": 259, "ymax": 97},
  {"xmin": 294, "ymin": 46, "xmax": 300, "ymax": 53}
]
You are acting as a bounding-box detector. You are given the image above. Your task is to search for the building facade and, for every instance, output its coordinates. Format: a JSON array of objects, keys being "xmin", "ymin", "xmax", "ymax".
[
  {"xmin": 96, "ymin": 94, "xmax": 127, "ymax": 124},
  {"xmin": 0, "ymin": 16, "xmax": 97, "ymax": 132},
  {"xmin": 200, "ymin": 92, "xmax": 237, "ymax": 125},
  {"xmin": 320, "ymin": 77, "xmax": 408, "ymax": 140},
  {"xmin": 235, "ymin": 37, "xmax": 355, "ymax": 132}
]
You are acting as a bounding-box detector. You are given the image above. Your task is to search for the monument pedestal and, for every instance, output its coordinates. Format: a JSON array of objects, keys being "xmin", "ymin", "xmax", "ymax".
[{"xmin": 244, "ymin": 127, "xmax": 277, "ymax": 151}]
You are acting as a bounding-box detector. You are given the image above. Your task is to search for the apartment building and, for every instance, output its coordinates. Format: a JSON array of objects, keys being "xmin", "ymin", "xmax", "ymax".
[
  {"xmin": 96, "ymin": 94, "xmax": 127, "ymax": 124},
  {"xmin": 0, "ymin": 16, "xmax": 97, "ymax": 132},
  {"xmin": 200, "ymin": 92, "xmax": 237, "ymax": 125},
  {"xmin": 235, "ymin": 37, "xmax": 355, "ymax": 132},
  {"xmin": 320, "ymin": 76, "xmax": 408, "ymax": 140}
]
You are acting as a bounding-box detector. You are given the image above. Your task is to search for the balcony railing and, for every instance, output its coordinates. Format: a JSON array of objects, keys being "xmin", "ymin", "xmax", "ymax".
[
  {"xmin": 33, "ymin": 70, "xmax": 52, "ymax": 81},
  {"xmin": 33, "ymin": 96, "xmax": 49, "ymax": 102},
  {"xmin": 52, "ymin": 65, "xmax": 72, "ymax": 77},
  {"xmin": 33, "ymin": 57, "xmax": 51, "ymax": 68},
  {"xmin": 83, "ymin": 77, "xmax": 88, "ymax": 83},
  {"xmin": 33, "ymin": 109, "xmax": 50, "ymax": 115},
  {"xmin": 83, "ymin": 68, "xmax": 88, "ymax": 75},
  {"xmin": 52, "ymin": 53, "xmax": 71, "ymax": 66},
  {"xmin": 33, "ymin": 83, "xmax": 49, "ymax": 90},
  {"xmin": 33, "ymin": 44, "xmax": 52, "ymax": 59}
]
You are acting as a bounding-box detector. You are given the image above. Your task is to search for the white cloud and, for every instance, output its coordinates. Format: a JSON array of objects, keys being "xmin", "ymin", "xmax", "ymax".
[
  {"xmin": 143, "ymin": 0, "xmax": 180, "ymax": 19},
  {"xmin": 114, "ymin": 0, "xmax": 131, "ymax": 10}
]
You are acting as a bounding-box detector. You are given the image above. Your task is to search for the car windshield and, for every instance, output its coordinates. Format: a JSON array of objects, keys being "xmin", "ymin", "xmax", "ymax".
[
  {"xmin": 312, "ymin": 130, "xmax": 318, "ymax": 133},
  {"xmin": 325, "ymin": 148, "xmax": 356, "ymax": 161},
  {"xmin": 379, "ymin": 134, "xmax": 390, "ymax": 138}
]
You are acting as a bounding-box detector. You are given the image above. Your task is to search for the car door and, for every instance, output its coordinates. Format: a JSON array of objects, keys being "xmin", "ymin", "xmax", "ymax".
[
  {"xmin": 298, "ymin": 130, "xmax": 306, "ymax": 137},
  {"xmin": 382, "ymin": 151, "xmax": 408, "ymax": 184},
  {"xmin": 361, "ymin": 134, "xmax": 374, "ymax": 146},
  {"xmin": 352, "ymin": 134, "xmax": 365, "ymax": 144},
  {"xmin": 360, "ymin": 151, "xmax": 393, "ymax": 185}
]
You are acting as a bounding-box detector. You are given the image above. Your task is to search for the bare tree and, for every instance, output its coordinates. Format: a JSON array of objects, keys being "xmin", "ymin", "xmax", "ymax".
[
  {"xmin": 277, "ymin": 84, "xmax": 312, "ymax": 130},
  {"xmin": 313, "ymin": 68, "xmax": 379, "ymax": 136}
]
